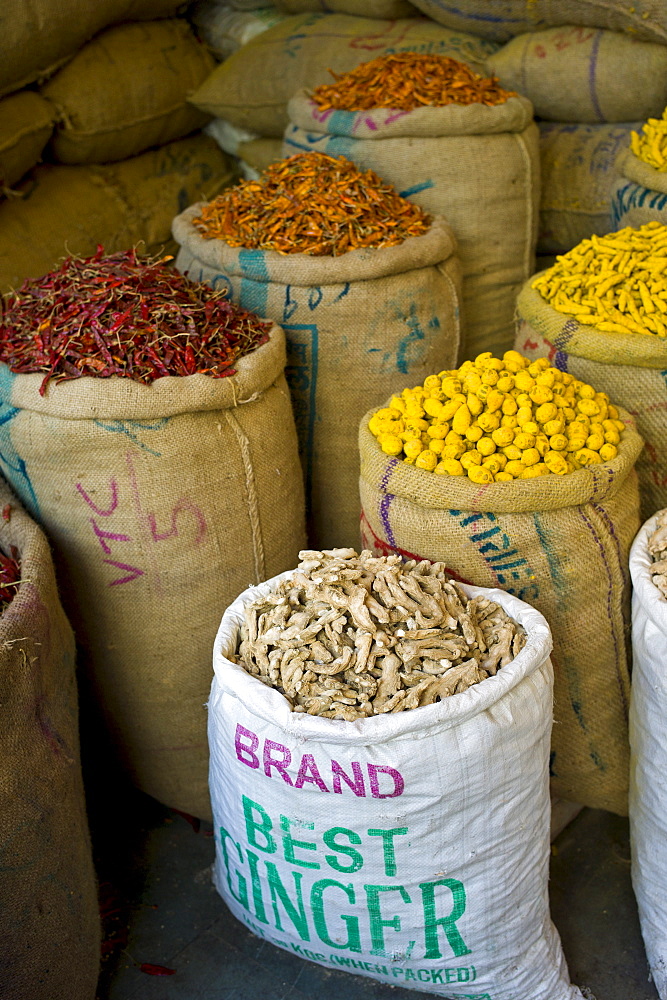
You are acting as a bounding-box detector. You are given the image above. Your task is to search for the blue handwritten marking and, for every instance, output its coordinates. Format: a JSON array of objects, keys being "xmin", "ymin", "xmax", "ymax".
[
  {"xmin": 283, "ymin": 324, "xmax": 318, "ymax": 505},
  {"xmin": 0, "ymin": 366, "xmax": 39, "ymax": 516},
  {"xmin": 396, "ymin": 302, "xmax": 425, "ymax": 374},
  {"xmin": 283, "ymin": 128, "xmax": 328, "ymax": 154},
  {"xmin": 210, "ymin": 272, "xmax": 232, "ymax": 293},
  {"xmin": 238, "ymin": 249, "xmax": 269, "ymax": 317},
  {"xmin": 449, "ymin": 509, "xmax": 538, "ymax": 602},
  {"xmin": 398, "ymin": 180, "xmax": 435, "ymax": 199},
  {"xmin": 94, "ymin": 418, "xmax": 170, "ymax": 456},
  {"xmin": 333, "ymin": 283, "xmax": 350, "ymax": 304}
]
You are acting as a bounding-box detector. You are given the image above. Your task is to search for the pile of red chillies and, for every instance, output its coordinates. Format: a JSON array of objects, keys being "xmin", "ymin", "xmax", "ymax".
[{"xmin": 0, "ymin": 246, "xmax": 272, "ymax": 395}]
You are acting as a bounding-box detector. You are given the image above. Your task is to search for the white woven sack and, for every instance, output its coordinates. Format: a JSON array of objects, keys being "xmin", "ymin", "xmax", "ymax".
[
  {"xmin": 629, "ymin": 512, "xmax": 667, "ymax": 999},
  {"xmin": 209, "ymin": 570, "xmax": 583, "ymax": 1000}
]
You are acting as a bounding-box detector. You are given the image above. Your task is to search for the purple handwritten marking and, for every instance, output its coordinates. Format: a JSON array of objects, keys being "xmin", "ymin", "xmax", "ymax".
[
  {"xmin": 384, "ymin": 109, "xmax": 411, "ymax": 126},
  {"xmin": 365, "ymin": 116, "xmax": 378, "ymax": 131},
  {"xmin": 147, "ymin": 500, "xmax": 207, "ymax": 546},
  {"xmin": 379, "ymin": 458, "xmax": 399, "ymax": 548},
  {"xmin": 588, "ymin": 31, "xmax": 604, "ymax": 123},
  {"xmin": 90, "ymin": 518, "xmax": 131, "ymax": 555},
  {"xmin": 102, "ymin": 559, "xmax": 144, "ymax": 586},
  {"xmin": 310, "ymin": 102, "xmax": 334, "ymax": 124},
  {"xmin": 76, "ymin": 479, "xmax": 119, "ymax": 516}
]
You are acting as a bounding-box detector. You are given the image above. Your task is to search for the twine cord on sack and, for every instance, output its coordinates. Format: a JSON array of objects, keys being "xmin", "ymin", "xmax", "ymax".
[{"xmin": 223, "ymin": 409, "xmax": 266, "ymax": 583}]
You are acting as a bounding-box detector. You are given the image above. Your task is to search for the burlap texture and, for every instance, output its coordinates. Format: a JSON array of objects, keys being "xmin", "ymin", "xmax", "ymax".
[
  {"xmin": 0, "ymin": 133, "xmax": 238, "ymax": 295},
  {"xmin": 273, "ymin": 0, "xmax": 415, "ymax": 14},
  {"xmin": 187, "ymin": 12, "xmax": 499, "ymax": 137},
  {"xmin": 237, "ymin": 136, "xmax": 283, "ymax": 173},
  {"xmin": 488, "ymin": 27, "xmax": 667, "ymax": 124},
  {"xmin": 0, "ymin": 480, "xmax": 100, "ymax": 1000},
  {"xmin": 285, "ymin": 92, "xmax": 538, "ymax": 360},
  {"xmin": 41, "ymin": 20, "xmax": 214, "ymax": 165},
  {"xmin": 611, "ymin": 148, "xmax": 667, "ymax": 229},
  {"xmin": 173, "ymin": 207, "xmax": 462, "ymax": 549},
  {"xmin": 359, "ymin": 403, "xmax": 643, "ymax": 815},
  {"xmin": 0, "ymin": 91, "xmax": 54, "ymax": 191},
  {"xmin": 0, "ymin": 0, "xmax": 185, "ymax": 98},
  {"xmin": 409, "ymin": 0, "xmax": 667, "ymax": 44},
  {"xmin": 516, "ymin": 278, "xmax": 667, "ymax": 522},
  {"xmin": 538, "ymin": 122, "xmax": 639, "ymax": 254},
  {"xmin": 0, "ymin": 326, "xmax": 305, "ymax": 820}
]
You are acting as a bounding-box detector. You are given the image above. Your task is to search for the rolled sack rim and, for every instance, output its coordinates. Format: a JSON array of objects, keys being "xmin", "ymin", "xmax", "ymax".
[
  {"xmin": 172, "ymin": 206, "xmax": 458, "ymax": 285},
  {"xmin": 211, "ymin": 568, "xmax": 553, "ymax": 745},
  {"xmin": 0, "ymin": 321, "xmax": 285, "ymax": 420},
  {"xmin": 517, "ymin": 276, "xmax": 667, "ymax": 369},
  {"xmin": 359, "ymin": 401, "xmax": 643, "ymax": 514},
  {"xmin": 630, "ymin": 511, "xmax": 667, "ymax": 635},
  {"xmin": 618, "ymin": 147, "xmax": 667, "ymax": 198},
  {"xmin": 285, "ymin": 90, "xmax": 534, "ymax": 139}
]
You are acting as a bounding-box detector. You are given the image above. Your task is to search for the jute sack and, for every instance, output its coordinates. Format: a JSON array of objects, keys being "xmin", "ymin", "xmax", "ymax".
[
  {"xmin": 205, "ymin": 119, "xmax": 283, "ymax": 176},
  {"xmin": 611, "ymin": 147, "xmax": 667, "ymax": 230},
  {"xmin": 488, "ymin": 27, "xmax": 667, "ymax": 124},
  {"xmin": 0, "ymin": 326, "xmax": 305, "ymax": 821},
  {"xmin": 285, "ymin": 92, "xmax": 538, "ymax": 360},
  {"xmin": 537, "ymin": 121, "xmax": 639, "ymax": 254},
  {"xmin": 0, "ymin": 481, "xmax": 100, "ymax": 1000},
  {"xmin": 408, "ymin": 0, "xmax": 667, "ymax": 44},
  {"xmin": 629, "ymin": 511, "xmax": 667, "ymax": 1000},
  {"xmin": 0, "ymin": 0, "xmax": 185, "ymax": 98},
  {"xmin": 273, "ymin": 0, "xmax": 415, "ymax": 15},
  {"xmin": 209, "ymin": 572, "xmax": 583, "ymax": 999},
  {"xmin": 187, "ymin": 12, "xmax": 499, "ymax": 137},
  {"xmin": 0, "ymin": 91, "xmax": 54, "ymax": 192},
  {"xmin": 173, "ymin": 208, "xmax": 461, "ymax": 549},
  {"xmin": 359, "ymin": 404, "xmax": 643, "ymax": 815},
  {"xmin": 516, "ymin": 278, "xmax": 667, "ymax": 522},
  {"xmin": 0, "ymin": 133, "xmax": 237, "ymax": 295},
  {"xmin": 41, "ymin": 20, "xmax": 214, "ymax": 165}
]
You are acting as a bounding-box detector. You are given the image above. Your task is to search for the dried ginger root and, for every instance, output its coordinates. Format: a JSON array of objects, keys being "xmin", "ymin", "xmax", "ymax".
[
  {"xmin": 648, "ymin": 510, "xmax": 667, "ymax": 599},
  {"xmin": 233, "ymin": 549, "xmax": 527, "ymax": 720}
]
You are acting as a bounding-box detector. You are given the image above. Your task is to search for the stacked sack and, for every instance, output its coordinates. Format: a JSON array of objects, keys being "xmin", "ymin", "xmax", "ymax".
[
  {"xmin": 0, "ymin": 4, "xmax": 239, "ymax": 293},
  {"xmin": 189, "ymin": 10, "xmax": 499, "ymax": 177},
  {"xmin": 486, "ymin": 25, "xmax": 667, "ymax": 260}
]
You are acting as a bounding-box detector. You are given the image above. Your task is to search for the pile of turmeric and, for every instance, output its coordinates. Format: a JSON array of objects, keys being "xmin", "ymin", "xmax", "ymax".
[
  {"xmin": 368, "ymin": 350, "xmax": 625, "ymax": 483},
  {"xmin": 532, "ymin": 222, "xmax": 667, "ymax": 338},
  {"xmin": 631, "ymin": 109, "xmax": 667, "ymax": 171}
]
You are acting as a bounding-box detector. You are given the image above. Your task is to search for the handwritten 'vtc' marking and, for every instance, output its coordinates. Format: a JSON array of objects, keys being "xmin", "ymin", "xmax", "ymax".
[{"xmin": 76, "ymin": 459, "xmax": 208, "ymax": 588}]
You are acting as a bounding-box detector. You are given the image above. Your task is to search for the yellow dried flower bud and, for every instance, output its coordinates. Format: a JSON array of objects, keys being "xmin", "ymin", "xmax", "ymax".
[{"xmin": 435, "ymin": 458, "xmax": 464, "ymax": 476}]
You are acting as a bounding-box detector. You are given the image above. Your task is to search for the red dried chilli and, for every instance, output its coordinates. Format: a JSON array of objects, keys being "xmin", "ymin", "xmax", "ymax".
[
  {"xmin": 0, "ymin": 247, "xmax": 272, "ymax": 396},
  {"xmin": 0, "ymin": 550, "xmax": 21, "ymax": 612}
]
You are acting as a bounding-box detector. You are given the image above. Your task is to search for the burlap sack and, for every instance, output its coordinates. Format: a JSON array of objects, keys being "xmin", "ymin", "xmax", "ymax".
[
  {"xmin": 488, "ymin": 27, "xmax": 667, "ymax": 123},
  {"xmin": 611, "ymin": 147, "xmax": 667, "ymax": 230},
  {"xmin": 0, "ymin": 481, "xmax": 100, "ymax": 1000},
  {"xmin": 516, "ymin": 277, "xmax": 667, "ymax": 523},
  {"xmin": 237, "ymin": 136, "xmax": 283, "ymax": 174},
  {"xmin": 173, "ymin": 207, "xmax": 462, "ymax": 549},
  {"xmin": 41, "ymin": 20, "xmax": 214, "ymax": 165},
  {"xmin": 538, "ymin": 121, "xmax": 638, "ymax": 254},
  {"xmin": 0, "ymin": 326, "xmax": 305, "ymax": 820},
  {"xmin": 285, "ymin": 92, "xmax": 538, "ymax": 360},
  {"xmin": 408, "ymin": 0, "xmax": 667, "ymax": 44},
  {"xmin": 273, "ymin": 0, "xmax": 415, "ymax": 14},
  {"xmin": 0, "ymin": 0, "xmax": 185, "ymax": 98},
  {"xmin": 0, "ymin": 91, "xmax": 54, "ymax": 192},
  {"xmin": 359, "ymin": 403, "xmax": 643, "ymax": 815},
  {"xmin": 187, "ymin": 12, "xmax": 499, "ymax": 137},
  {"xmin": 0, "ymin": 133, "xmax": 237, "ymax": 295}
]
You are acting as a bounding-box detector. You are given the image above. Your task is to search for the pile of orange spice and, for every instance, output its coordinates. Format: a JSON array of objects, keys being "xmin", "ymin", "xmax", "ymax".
[
  {"xmin": 309, "ymin": 53, "xmax": 516, "ymax": 112},
  {"xmin": 192, "ymin": 152, "xmax": 431, "ymax": 257}
]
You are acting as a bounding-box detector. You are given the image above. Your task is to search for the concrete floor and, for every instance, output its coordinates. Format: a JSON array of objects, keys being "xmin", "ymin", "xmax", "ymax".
[{"xmin": 89, "ymin": 769, "xmax": 658, "ymax": 1000}]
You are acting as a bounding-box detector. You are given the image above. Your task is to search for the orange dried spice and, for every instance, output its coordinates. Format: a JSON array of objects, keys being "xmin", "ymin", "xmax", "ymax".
[
  {"xmin": 192, "ymin": 152, "xmax": 431, "ymax": 257},
  {"xmin": 309, "ymin": 53, "xmax": 517, "ymax": 113}
]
